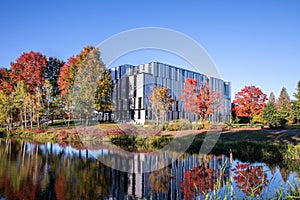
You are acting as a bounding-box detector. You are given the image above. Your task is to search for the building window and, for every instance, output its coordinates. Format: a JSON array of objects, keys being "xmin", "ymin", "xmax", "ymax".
[
  {"xmin": 138, "ymin": 97, "xmax": 142, "ymax": 109},
  {"xmin": 119, "ymin": 100, "xmax": 123, "ymax": 110},
  {"xmin": 148, "ymin": 66, "xmax": 152, "ymax": 74},
  {"xmin": 138, "ymin": 110, "xmax": 141, "ymax": 119},
  {"xmin": 134, "ymin": 75, "xmax": 137, "ymax": 88},
  {"xmin": 145, "ymin": 109, "xmax": 148, "ymax": 119}
]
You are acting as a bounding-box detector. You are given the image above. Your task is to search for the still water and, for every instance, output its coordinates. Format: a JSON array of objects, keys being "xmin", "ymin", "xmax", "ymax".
[{"xmin": 0, "ymin": 139, "xmax": 299, "ymax": 199}]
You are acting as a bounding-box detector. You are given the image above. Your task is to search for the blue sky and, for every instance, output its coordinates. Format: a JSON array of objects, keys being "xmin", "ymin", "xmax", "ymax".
[{"xmin": 0, "ymin": 1, "xmax": 299, "ymax": 99}]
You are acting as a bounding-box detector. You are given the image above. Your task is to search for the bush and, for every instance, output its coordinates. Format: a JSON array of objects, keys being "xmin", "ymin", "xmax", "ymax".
[
  {"xmin": 203, "ymin": 119, "xmax": 210, "ymax": 130},
  {"xmin": 252, "ymin": 114, "xmax": 265, "ymax": 124},
  {"xmin": 166, "ymin": 119, "xmax": 192, "ymax": 131},
  {"xmin": 144, "ymin": 120, "xmax": 156, "ymax": 126},
  {"xmin": 149, "ymin": 136, "xmax": 172, "ymax": 148},
  {"xmin": 223, "ymin": 121, "xmax": 233, "ymax": 129}
]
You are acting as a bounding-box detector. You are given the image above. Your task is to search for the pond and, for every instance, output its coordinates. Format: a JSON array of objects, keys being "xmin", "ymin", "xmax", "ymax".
[{"xmin": 0, "ymin": 139, "xmax": 299, "ymax": 199}]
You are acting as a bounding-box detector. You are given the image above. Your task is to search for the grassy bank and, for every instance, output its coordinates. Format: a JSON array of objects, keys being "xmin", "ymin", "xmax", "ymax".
[
  {"xmin": 3, "ymin": 126, "xmax": 300, "ymax": 161},
  {"xmin": 4, "ymin": 127, "xmax": 79, "ymax": 143}
]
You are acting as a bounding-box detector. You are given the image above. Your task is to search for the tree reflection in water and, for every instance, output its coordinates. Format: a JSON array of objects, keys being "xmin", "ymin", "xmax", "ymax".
[
  {"xmin": 232, "ymin": 163, "xmax": 268, "ymax": 196},
  {"xmin": 180, "ymin": 163, "xmax": 220, "ymax": 200},
  {"xmin": 0, "ymin": 139, "xmax": 111, "ymax": 200},
  {"xmin": 0, "ymin": 139, "xmax": 298, "ymax": 199},
  {"xmin": 149, "ymin": 166, "xmax": 174, "ymax": 193}
]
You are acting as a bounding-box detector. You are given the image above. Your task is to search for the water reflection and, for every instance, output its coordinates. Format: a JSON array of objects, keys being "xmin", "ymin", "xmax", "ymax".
[
  {"xmin": 0, "ymin": 139, "xmax": 298, "ymax": 199},
  {"xmin": 232, "ymin": 163, "xmax": 268, "ymax": 196}
]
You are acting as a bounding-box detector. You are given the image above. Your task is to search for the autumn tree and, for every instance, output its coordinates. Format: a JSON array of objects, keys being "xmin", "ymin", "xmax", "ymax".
[
  {"xmin": 276, "ymin": 87, "xmax": 293, "ymax": 126},
  {"xmin": 10, "ymin": 51, "xmax": 47, "ymax": 93},
  {"xmin": 58, "ymin": 57, "xmax": 78, "ymax": 127},
  {"xmin": 292, "ymin": 81, "xmax": 300, "ymax": 124},
  {"xmin": 58, "ymin": 46, "xmax": 100, "ymax": 127},
  {"xmin": 181, "ymin": 78, "xmax": 221, "ymax": 121},
  {"xmin": 94, "ymin": 70, "xmax": 114, "ymax": 115},
  {"xmin": 149, "ymin": 86, "xmax": 174, "ymax": 127},
  {"xmin": 232, "ymin": 86, "xmax": 267, "ymax": 126},
  {"xmin": 9, "ymin": 52, "xmax": 48, "ymax": 127},
  {"xmin": 58, "ymin": 56, "xmax": 78, "ymax": 98},
  {"xmin": 0, "ymin": 91, "xmax": 11, "ymax": 130},
  {"xmin": 0, "ymin": 68, "xmax": 13, "ymax": 94},
  {"xmin": 73, "ymin": 46, "xmax": 106, "ymax": 126}
]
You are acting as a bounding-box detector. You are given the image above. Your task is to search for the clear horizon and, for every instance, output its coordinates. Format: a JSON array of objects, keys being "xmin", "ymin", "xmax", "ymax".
[{"xmin": 0, "ymin": 1, "xmax": 299, "ymax": 100}]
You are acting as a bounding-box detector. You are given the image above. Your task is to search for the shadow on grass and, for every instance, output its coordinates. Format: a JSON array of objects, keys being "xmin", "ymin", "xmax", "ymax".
[
  {"xmin": 218, "ymin": 129, "xmax": 300, "ymax": 145},
  {"xmin": 185, "ymin": 129, "xmax": 300, "ymax": 173}
]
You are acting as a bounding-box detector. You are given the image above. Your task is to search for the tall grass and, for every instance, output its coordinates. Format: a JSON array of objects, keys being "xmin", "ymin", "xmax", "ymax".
[{"xmin": 202, "ymin": 160, "xmax": 300, "ymax": 199}]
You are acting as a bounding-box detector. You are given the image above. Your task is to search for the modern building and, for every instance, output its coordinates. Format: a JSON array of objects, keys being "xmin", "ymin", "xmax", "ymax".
[{"xmin": 109, "ymin": 62, "xmax": 231, "ymax": 124}]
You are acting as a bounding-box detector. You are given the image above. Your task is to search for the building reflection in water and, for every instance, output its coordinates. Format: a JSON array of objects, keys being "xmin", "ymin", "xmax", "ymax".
[{"xmin": 0, "ymin": 139, "xmax": 298, "ymax": 200}]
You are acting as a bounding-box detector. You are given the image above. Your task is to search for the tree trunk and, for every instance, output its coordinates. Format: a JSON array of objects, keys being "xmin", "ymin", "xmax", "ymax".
[
  {"xmin": 37, "ymin": 113, "xmax": 40, "ymax": 128},
  {"xmin": 67, "ymin": 117, "xmax": 70, "ymax": 128},
  {"xmin": 20, "ymin": 109, "xmax": 23, "ymax": 129},
  {"xmin": 85, "ymin": 149, "xmax": 88, "ymax": 163},
  {"xmin": 9, "ymin": 113, "xmax": 12, "ymax": 130},
  {"xmin": 24, "ymin": 107, "xmax": 27, "ymax": 129},
  {"xmin": 86, "ymin": 115, "xmax": 89, "ymax": 126},
  {"xmin": 30, "ymin": 110, "xmax": 33, "ymax": 129}
]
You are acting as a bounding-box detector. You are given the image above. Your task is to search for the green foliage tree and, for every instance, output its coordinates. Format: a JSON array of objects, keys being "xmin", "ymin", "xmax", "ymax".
[
  {"xmin": 0, "ymin": 91, "xmax": 11, "ymax": 130},
  {"xmin": 276, "ymin": 87, "xmax": 293, "ymax": 126},
  {"xmin": 34, "ymin": 88, "xmax": 44, "ymax": 128},
  {"xmin": 263, "ymin": 92, "xmax": 279, "ymax": 128},
  {"xmin": 292, "ymin": 81, "xmax": 300, "ymax": 124},
  {"xmin": 45, "ymin": 57, "xmax": 64, "ymax": 98},
  {"xmin": 45, "ymin": 57, "xmax": 64, "ymax": 125},
  {"xmin": 13, "ymin": 82, "xmax": 29, "ymax": 129}
]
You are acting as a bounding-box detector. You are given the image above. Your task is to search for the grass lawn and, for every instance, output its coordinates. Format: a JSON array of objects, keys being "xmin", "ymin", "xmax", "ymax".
[
  {"xmin": 285, "ymin": 124, "xmax": 300, "ymax": 132},
  {"xmin": 218, "ymin": 129, "xmax": 300, "ymax": 145}
]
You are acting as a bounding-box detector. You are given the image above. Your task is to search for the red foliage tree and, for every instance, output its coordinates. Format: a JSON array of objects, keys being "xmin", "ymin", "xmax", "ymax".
[
  {"xmin": 10, "ymin": 51, "xmax": 47, "ymax": 92},
  {"xmin": 232, "ymin": 163, "xmax": 268, "ymax": 197},
  {"xmin": 232, "ymin": 86, "xmax": 267, "ymax": 124},
  {"xmin": 181, "ymin": 78, "xmax": 221, "ymax": 120}
]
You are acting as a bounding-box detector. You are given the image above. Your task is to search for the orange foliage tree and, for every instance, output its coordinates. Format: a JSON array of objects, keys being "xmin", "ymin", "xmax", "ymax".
[
  {"xmin": 58, "ymin": 56, "xmax": 78, "ymax": 127},
  {"xmin": 180, "ymin": 78, "xmax": 221, "ymax": 120},
  {"xmin": 232, "ymin": 86, "xmax": 267, "ymax": 125},
  {"xmin": 0, "ymin": 68, "xmax": 13, "ymax": 94}
]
